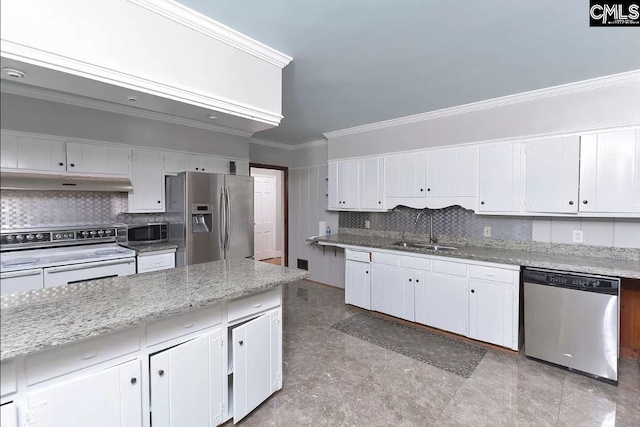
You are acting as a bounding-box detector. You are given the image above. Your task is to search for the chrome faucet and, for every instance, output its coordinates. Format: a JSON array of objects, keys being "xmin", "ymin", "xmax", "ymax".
[{"xmin": 414, "ymin": 209, "xmax": 437, "ymax": 244}]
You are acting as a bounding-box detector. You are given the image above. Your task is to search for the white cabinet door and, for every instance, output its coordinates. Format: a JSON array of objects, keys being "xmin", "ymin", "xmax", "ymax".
[
  {"xmin": 108, "ymin": 146, "xmax": 132, "ymax": 176},
  {"xmin": 0, "ymin": 402, "xmax": 17, "ymax": 427},
  {"xmin": 0, "ymin": 133, "xmax": 18, "ymax": 169},
  {"xmin": 445, "ymin": 276, "xmax": 469, "ymax": 336},
  {"xmin": 371, "ymin": 264, "xmax": 413, "ymax": 321},
  {"xmin": 200, "ymin": 156, "xmax": 228, "ymax": 174},
  {"xmin": 525, "ymin": 137, "xmax": 580, "ymax": 213},
  {"xmin": 163, "ymin": 152, "xmax": 191, "ymax": 174},
  {"xmin": 385, "ymin": 153, "xmax": 427, "ymax": 198},
  {"xmin": 128, "ymin": 149, "xmax": 165, "ymax": 213},
  {"xmin": 478, "ymin": 142, "xmax": 523, "ymax": 212},
  {"xmin": 0, "ymin": 268, "xmax": 44, "ymax": 295},
  {"xmin": 426, "ymin": 147, "xmax": 478, "ymax": 198},
  {"xmin": 12, "ymin": 136, "xmax": 66, "ymax": 172},
  {"xmin": 345, "ymin": 260, "xmax": 370, "ymax": 309},
  {"xmin": 336, "ymin": 160, "xmax": 359, "ymax": 209},
  {"xmin": 360, "ymin": 157, "xmax": 384, "ymax": 210},
  {"xmin": 469, "ymin": 280, "xmax": 514, "ymax": 348},
  {"xmin": 328, "ymin": 162, "xmax": 339, "ymax": 210},
  {"xmin": 579, "ymin": 130, "xmax": 639, "ymax": 213},
  {"xmin": 66, "ymin": 142, "xmax": 131, "ymax": 175},
  {"xmin": 26, "ymin": 359, "xmax": 142, "ymax": 427},
  {"xmin": 415, "ymin": 272, "xmax": 446, "ymax": 330},
  {"xmin": 150, "ymin": 330, "xmax": 223, "ymax": 427},
  {"xmin": 233, "ymin": 309, "xmax": 280, "ymax": 423}
]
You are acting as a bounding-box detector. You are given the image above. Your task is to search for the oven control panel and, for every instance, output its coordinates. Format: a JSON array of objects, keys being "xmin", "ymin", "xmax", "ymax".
[
  {"xmin": 1, "ymin": 227, "xmax": 120, "ymax": 249},
  {"xmin": 1, "ymin": 232, "xmax": 52, "ymax": 246}
]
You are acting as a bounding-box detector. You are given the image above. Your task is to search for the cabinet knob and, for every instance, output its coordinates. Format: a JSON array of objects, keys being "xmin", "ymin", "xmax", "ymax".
[
  {"xmin": 366, "ymin": 271, "xmax": 369, "ymax": 274},
  {"xmin": 239, "ymin": 340, "xmax": 244, "ymax": 346},
  {"xmin": 409, "ymin": 278, "xmax": 412, "ymax": 282},
  {"xmin": 58, "ymin": 162, "xmax": 64, "ymax": 166},
  {"xmin": 202, "ymin": 168, "xmax": 205, "ymax": 171},
  {"xmin": 378, "ymin": 201, "xmax": 381, "ymax": 204},
  {"xmin": 416, "ymin": 279, "xmax": 419, "ymax": 283},
  {"xmin": 157, "ymin": 200, "xmax": 161, "ymax": 203},
  {"xmin": 427, "ymin": 188, "xmax": 431, "ymax": 192},
  {"xmin": 569, "ymin": 201, "xmax": 574, "ymax": 205},
  {"xmin": 480, "ymin": 201, "xmax": 485, "ymax": 205},
  {"xmin": 70, "ymin": 163, "xmax": 75, "ymax": 167},
  {"xmin": 471, "ymin": 289, "xmax": 475, "ymax": 293},
  {"xmin": 582, "ymin": 200, "xmax": 588, "ymax": 205},
  {"xmin": 420, "ymin": 188, "xmax": 424, "ymax": 192},
  {"xmin": 130, "ymin": 377, "xmax": 137, "ymax": 384},
  {"xmin": 158, "ymin": 369, "xmax": 165, "ymax": 376}
]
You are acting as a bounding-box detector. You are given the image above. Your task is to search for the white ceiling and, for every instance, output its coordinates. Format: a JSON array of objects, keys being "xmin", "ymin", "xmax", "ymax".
[{"xmin": 177, "ymin": 0, "xmax": 640, "ymax": 145}]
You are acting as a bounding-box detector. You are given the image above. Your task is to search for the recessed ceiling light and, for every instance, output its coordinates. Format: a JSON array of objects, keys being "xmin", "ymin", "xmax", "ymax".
[
  {"xmin": 126, "ymin": 95, "xmax": 139, "ymax": 102},
  {"xmin": 207, "ymin": 114, "xmax": 217, "ymax": 120},
  {"xmin": 3, "ymin": 68, "xmax": 26, "ymax": 78}
]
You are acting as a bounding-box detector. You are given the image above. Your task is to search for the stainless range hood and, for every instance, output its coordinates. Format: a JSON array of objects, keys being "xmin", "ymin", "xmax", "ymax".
[{"xmin": 0, "ymin": 172, "xmax": 133, "ymax": 192}]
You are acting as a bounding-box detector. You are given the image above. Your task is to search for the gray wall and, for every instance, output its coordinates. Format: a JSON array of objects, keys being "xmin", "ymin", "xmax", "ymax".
[
  {"xmin": 1, "ymin": 94, "xmax": 250, "ymax": 159},
  {"xmin": 249, "ymin": 141, "xmax": 293, "ymax": 167},
  {"xmin": 327, "ymin": 80, "xmax": 640, "ymax": 159}
]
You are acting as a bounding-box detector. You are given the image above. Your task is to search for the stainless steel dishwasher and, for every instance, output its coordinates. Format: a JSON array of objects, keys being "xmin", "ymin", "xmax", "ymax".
[{"xmin": 524, "ymin": 268, "xmax": 619, "ymax": 384}]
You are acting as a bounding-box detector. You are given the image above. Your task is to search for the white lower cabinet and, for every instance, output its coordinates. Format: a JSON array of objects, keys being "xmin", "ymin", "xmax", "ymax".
[
  {"xmin": 371, "ymin": 264, "xmax": 414, "ymax": 322},
  {"xmin": 0, "ymin": 402, "xmax": 18, "ymax": 427},
  {"xmin": 365, "ymin": 250, "xmax": 518, "ymax": 350},
  {"xmin": 345, "ymin": 259, "xmax": 371, "ymax": 310},
  {"xmin": 150, "ymin": 330, "xmax": 223, "ymax": 427},
  {"xmin": 25, "ymin": 359, "xmax": 142, "ymax": 427},
  {"xmin": 469, "ymin": 280, "xmax": 515, "ymax": 349},
  {"xmin": 137, "ymin": 251, "xmax": 176, "ymax": 273},
  {"xmin": 0, "ymin": 268, "xmax": 44, "ymax": 295}
]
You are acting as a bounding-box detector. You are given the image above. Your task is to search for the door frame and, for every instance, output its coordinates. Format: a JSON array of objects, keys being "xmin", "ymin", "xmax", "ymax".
[{"xmin": 249, "ymin": 163, "xmax": 289, "ymax": 267}]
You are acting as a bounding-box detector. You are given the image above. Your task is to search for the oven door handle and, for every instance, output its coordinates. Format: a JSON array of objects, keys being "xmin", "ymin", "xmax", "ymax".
[
  {"xmin": 45, "ymin": 258, "xmax": 135, "ymax": 274},
  {"xmin": 0, "ymin": 269, "xmax": 42, "ymax": 279}
]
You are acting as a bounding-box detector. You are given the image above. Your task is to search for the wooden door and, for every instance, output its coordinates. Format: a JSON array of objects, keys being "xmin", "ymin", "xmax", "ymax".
[{"xmin": 253, "ymin": 175, "xmax": 276, "ymax": 260}]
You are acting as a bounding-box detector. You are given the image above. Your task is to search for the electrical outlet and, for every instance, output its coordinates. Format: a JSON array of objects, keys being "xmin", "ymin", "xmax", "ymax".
[
  {"xmin": 572, "ymin": 230, "xmax": 584, "ymax": 244},
  {"xmin": 364, "ymin": 220, "xmax": 371, "ymax": 229},
  {"xmin": 484, "ymin": 226, "xmax": 491, "ymax": 237}
]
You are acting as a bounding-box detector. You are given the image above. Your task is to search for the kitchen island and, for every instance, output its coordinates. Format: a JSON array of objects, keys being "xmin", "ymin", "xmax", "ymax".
[{"xmin": 0, "ymin": 259, "xmax": 308, "ymax": 426}]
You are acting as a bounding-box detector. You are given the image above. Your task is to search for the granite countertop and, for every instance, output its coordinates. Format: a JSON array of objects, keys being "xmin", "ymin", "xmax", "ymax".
[
  {"xmin": 0, "ymin": 259, "xmax": 308, "ymax": 361},
  {"xmin": 313, "ymin": 234, "xmax": 640, "ymax": 279},
  {"xmin": 119, "ymin": 242, "xmax": 179, "ymax": 254}
]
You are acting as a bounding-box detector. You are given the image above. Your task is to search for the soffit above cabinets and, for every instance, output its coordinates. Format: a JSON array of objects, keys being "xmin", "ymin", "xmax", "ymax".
[{"xmin": 0, "ymin": 0, "xmax": 292, "ymax": 136}]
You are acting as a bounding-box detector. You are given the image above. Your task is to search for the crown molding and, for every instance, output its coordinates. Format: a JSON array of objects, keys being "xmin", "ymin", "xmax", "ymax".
[
  {"xmin": 250, "ymin": 138, "xmax": 327, "ymax": 151},
  {"xmin": 128, "ymin": 0, "xmax": 292, "ymax": 68},
  {"xmin": 323, "ymin": 69, "xmax": 640, "ymax": 139},
  {"xmin": 1, "ymin": 81, "xmax": 255, "ymax": 138}
]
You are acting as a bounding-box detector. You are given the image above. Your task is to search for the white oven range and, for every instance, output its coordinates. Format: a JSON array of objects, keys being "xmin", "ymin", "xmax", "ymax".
[{"xmin": 0, "ymin": 225, "xmax": 136, "ymax": 295}]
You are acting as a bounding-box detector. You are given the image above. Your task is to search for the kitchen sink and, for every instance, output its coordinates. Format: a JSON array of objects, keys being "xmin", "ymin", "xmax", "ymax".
[{"xmin": 392, "ymin": 241, "xmax": 457, "ymax": 251}]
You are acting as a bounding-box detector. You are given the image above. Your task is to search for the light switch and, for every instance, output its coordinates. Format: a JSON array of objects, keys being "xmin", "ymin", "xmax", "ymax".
[
  {"xmin": 484, "ymin": 227, "xmax": 491, "ymax": 237},
  {"xmin": 365, "ymin": 220, "xmax": 371, "ymax": 229}
]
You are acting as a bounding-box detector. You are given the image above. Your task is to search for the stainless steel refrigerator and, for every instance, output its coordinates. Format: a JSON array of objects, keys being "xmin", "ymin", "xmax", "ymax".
[{"xmin": 166, "ymin": 172, "xmax": 254, "ymax": 266}]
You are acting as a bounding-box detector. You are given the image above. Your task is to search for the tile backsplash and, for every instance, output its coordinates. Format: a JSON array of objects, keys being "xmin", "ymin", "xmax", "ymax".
[
  {"xmin": 339, "ymin": 205, "xmax": 533, "ymax": 241},
  {"xmin": 0, "ymin": 190, "xmax": 128, "ymax": 229}
]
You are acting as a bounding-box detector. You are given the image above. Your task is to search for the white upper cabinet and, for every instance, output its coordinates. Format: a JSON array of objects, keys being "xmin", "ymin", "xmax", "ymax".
[
  {"xmin": 328, "ymin": 162, "xmax": 339, "ymax": 210},
  {"xmin": 525, "ymin": 136, "xmax": 580, "ymax": 214},
  {"xmin": 426, "ymin": 146, "xmax": 478, "ymax": 198},
  {"xmin": 128, "ymin": 149, "xmax": 164, "ymax": 213},
  {"xmin": 360, "ymin": 157, "xmax": 385, "ymax": 210},
  {"xmin": 0, "ymin": 134, "xmax": 66, "ymax": 172},
  {"xmin": 579, "ymin": 130, "xmax": 640, "ymax": 214},
  {"xmin": 327, "ymin": 160, "xmax": 360, "ymax": 210},
  {"xmin": 163, "ymin": 152, "xmax": 191, "ymax": 175},
  {"xmin": 66, "ymin": 142, "xmax": 131, "ymax": 176},
  {"xmin": 478, "ymin": 142, "xmax": 523, "ymax": 213},
  {"xmin": 385, "ymin": 152, "xmax": 427, "ymax": 198}
]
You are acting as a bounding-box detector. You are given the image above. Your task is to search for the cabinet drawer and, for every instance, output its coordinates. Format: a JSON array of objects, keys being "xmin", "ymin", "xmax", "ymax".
[
  {"xmin": 432, "ymin": 260, "xmax": 467, "ymax": 277},
  {"xmin": 25, "ymin": 328, "xmax": 140, "ymax": 386},
  {"xmin": 469, "ymin": 265, "xmax": 515, "ymax": 284},
  {"xmin": 346, "ymin": 249, "xmax": 371, "ymax": 262},
  {"xmin": 400, "ymin": 256, "xmax": 430, "ymax": 271},
  {"xmin": 138, "ymin": 252, "xmax": 175, "ymax": 273},
  {"xmin": 0, "ymin": 361, "xmax": 16, "ymax": 397},
  {"xmin": 373, "ymin": 252, "xmax": 398, "ymax": 266},
  {"xmin": 228, "ymin": 288, "xmax": 281, "ymax": 323},
  {"xmin": 146, "ymin": 304, "xmax": 221, "ymax": 347}
]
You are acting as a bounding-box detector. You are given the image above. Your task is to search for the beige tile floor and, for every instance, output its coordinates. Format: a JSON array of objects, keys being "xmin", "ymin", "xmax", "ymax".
[{"xmin": 233, "ymin": 280, "xmax": 640, "ymax": 426}]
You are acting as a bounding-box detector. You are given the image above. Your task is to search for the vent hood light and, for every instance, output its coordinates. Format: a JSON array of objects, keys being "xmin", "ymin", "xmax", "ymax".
[
  {"xmin": 126, "ymin": 95, "xmax": 139, "ymax": 102},
  {"xmin": 207, "ymin": 114, "xmax": 217, "ymax": 120},
  {"xmin": 3, "ymin": 68, "xmax": 26, "ymax": 78},
  {"xmin": 0, "ymin": 172, "xmax": 133, "ymax": 192}
]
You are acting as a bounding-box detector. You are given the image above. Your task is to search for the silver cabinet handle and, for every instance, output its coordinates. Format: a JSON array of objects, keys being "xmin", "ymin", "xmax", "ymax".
[
  {"xmin": 0, "ymin": 269, "xmax": 42, "ymax": 279},
  {"xmin": 45, "ymin": 259, "xmax": 134, "ymax": 274}
]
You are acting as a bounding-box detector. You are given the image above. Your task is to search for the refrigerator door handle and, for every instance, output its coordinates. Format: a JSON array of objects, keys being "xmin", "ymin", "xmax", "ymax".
[
  {"xmin": 219, "ymin": 186, "xmax": 226, "ymax": 252},
  {"xmin": 225, "ymin": 187, "xmax": 231, "ymax": 250}
]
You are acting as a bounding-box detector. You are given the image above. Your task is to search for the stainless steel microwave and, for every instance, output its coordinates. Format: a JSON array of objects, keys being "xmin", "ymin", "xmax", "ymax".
[{"xmin": 126, "ymin": 223, "xmax": 168, "ymax": 245}]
